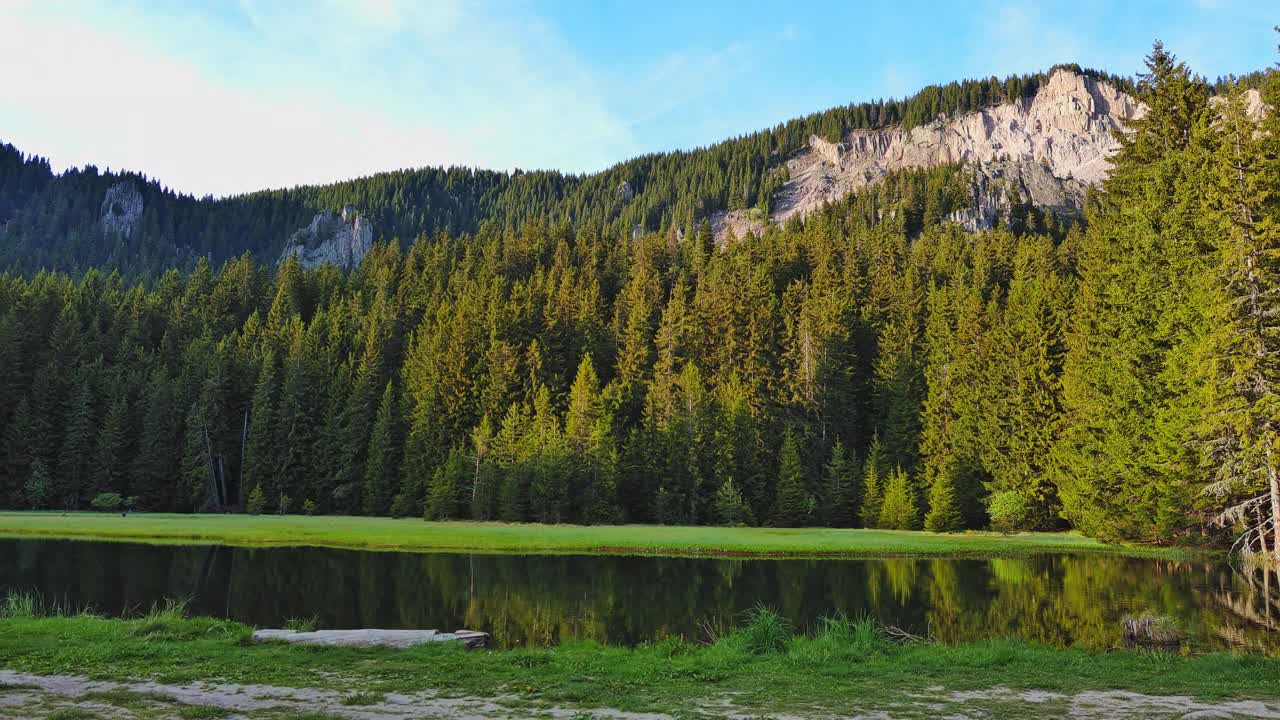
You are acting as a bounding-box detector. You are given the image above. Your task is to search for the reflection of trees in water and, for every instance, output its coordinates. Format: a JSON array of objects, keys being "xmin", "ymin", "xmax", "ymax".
[
  {"xmin": 2, "ymin": 540, "xmax": 1278, "ymax": 653},
  {"xmin": 1210, "ymin": 565, "xmax": 1280, "ymax": 654}
]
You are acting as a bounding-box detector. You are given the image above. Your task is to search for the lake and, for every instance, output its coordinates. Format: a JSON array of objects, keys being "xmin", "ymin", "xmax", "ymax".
[{"xmin": 1, "ymin": 538, "xmax": 1277, "ymax": 653}]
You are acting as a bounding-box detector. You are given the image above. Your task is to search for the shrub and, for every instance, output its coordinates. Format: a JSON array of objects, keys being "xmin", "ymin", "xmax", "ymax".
[
  {"xmin": 389, "ymin": 492, "xmax": 412, "ymax": 519},
  {"xmin": 24, "ymin": 460, "xmax": 50, "ymax": 510},
  {"xmin": 90, "ymin": 492, "xmax": 124, "ymax": 512},
  {"xmin": 302, "ymin": 499, "xmax": 317, "ymax": 516},
  {"xmin": 246, "ymin": 485, "xmax": 266, "ymax": 515},
  {"xmin": 988, "ymin": 490, "xmax": 1031, "ymax": 534},
  {"xmin": 277, "ymin": 493, "xmax": 292, "ymax": 515}
]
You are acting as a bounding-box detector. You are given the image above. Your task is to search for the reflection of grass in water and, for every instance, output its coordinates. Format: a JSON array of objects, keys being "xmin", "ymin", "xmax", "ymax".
[
  {"xmin": 3, "ymin": 606, "xmax": 1278, "ymax": 717},
  {"xmin": 0, "ymin": 511, "xmax": 1194, "ymax": 559}
]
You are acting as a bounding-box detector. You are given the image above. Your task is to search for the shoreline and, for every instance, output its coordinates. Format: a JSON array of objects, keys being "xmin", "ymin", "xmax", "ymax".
[
  {"xmin": 1, "ymin": 610, "xmax": 1277, "ymax": 719},
  {"xmin": 0, "ymin": 512, "xmax": 1203, "ymax": 560}
]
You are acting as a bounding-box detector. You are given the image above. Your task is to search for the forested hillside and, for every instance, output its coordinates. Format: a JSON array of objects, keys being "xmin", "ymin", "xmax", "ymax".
[
  {"xmin": 0, "ymin": 66, "xmax": 1139, "ymax": 278},
  {"xmin": 0, "ymin": 45, "xmax": 1276, "ymax": 554}
]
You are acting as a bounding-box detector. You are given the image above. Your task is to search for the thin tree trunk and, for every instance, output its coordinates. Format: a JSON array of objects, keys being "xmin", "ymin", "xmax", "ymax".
[{"xmin": 1268, "ymin": 450, "xmax": 1280, "ymax": 565}]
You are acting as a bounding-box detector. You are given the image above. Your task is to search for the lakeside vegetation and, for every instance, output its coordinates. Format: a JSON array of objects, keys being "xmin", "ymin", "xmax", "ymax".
[
  {"xmin": 0, "ymin": 512, "xmax": 1189, "ymax": 558},
  {"xmin": 1, "ymin": 599, "xmax": 1277, "ymax": 719},
  {"xmin": 0, "ymin": 507, "xmax": 1182, "ymax": 558}
]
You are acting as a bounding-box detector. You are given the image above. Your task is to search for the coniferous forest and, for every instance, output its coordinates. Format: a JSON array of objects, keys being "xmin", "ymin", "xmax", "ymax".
[{"xmin": 1, "ymin": 45, "xmax": 1278, "ymax": 554}]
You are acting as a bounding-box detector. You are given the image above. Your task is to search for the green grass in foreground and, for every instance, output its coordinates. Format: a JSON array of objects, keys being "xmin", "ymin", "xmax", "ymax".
[
  {"xmin": 0, "ymin": 602, "xmax": 1275, "ymax": 717},
  {"xmin": 0, "ymin": 512, "xmax": 1191, "ymax": 558}
]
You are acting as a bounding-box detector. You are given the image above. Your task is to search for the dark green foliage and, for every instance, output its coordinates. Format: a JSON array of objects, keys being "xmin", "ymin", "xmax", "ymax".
[
  {"xmin": 245, "ymin": 485, "xmax": 265, "ymax": 515},
  {"xmin": 772, "ymin": 430, "xmax": 808, "ymax": 527},
  {"xmin": 821, "ymin": 441, "xmax": 857, "ymax": 527}
]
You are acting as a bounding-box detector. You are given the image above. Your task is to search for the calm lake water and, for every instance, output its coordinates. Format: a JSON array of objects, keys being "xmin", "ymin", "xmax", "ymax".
[{"xmin": 2, "ymin": 538, "xmax": 1278, "ymax": 653}]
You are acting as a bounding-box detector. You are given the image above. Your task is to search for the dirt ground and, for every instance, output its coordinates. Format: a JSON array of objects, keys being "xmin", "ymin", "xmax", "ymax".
[{"xmin": 3, "ymin": 669, "xmax": 1279, "ymax": 719}]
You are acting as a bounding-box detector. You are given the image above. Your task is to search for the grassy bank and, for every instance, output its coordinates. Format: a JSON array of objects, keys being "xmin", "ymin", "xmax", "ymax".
[
  {"xmin": 0, "ymin": 512, "xmax": 1190, "ymax": 558},
  {"xmin": 0, "ymin": 602, "xmax": 1276, "ymax": 719}
]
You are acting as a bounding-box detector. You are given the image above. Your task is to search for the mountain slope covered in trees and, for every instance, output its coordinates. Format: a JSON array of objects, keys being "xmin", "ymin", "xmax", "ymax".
[
  {"xmin": 1, "ymin": 66, "xmax": 1150, "ymax": 278},
  {"xmin": 2, "ymin": 44, "xmax": 1277, "ymax": 557}
]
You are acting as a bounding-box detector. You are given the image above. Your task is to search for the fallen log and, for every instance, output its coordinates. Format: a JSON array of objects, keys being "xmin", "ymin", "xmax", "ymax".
[{"xmin": 252, "ymin": 628, "xmax": 489, "ymax": 649}]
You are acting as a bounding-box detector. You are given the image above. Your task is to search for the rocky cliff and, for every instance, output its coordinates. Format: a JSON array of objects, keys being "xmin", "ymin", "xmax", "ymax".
[
  {"xmin": 714, "ymin": 69, "xmax": 1148, "ymax": 240},
  {"xmin": 278, "ymin": 206, "xmax": 374, "ymax": 269},
  {"xmin": 100, "ymin": 181, "xmax": 144, "ymax": 237}
]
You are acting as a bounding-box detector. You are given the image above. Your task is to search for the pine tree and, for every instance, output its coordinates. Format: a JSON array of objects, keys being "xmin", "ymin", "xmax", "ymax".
[
  {"xmin": 242, "ymin": 355, "xmax": 278, "ymax": 507},
  {"xmin": 773, "ymin": 429, "xmax": 808, "ymax": 527},
  {"xmin": 89, "ymin": 390, "xmax": 130, "ymax": 498},
  {"xmin": 879, "ymin": 465, "xmax": 918, "ymax": 530},
  {"xmin": 924, "ymin": 465, "xmax": 964, "ymax": 532},
  {"xmin": 24, "ymin": 459, "xmax": 51, "ymax": 510},
  {"xmin": 56, "ymin": 370, "xmax": 95, "ymax": 509},
  {"xmin": 1056, "ymin": 42, "xmax": 1211, "ymax": 542},
  {"xmin": 713, "ymin": 478, "xmax": 752, "ymax": 526},
  {"xmin": 362, "ymin": 381, "xmax": 398, "ymax": 516},
  {"xmin": 860, "ymin": 435, "xmax": 885, "ymax": 528},
  {"xmin": 132, "ymin": 367, "xmax": 180, "ymax": 510},
  {"xmin": 821, "ymin": 440, "xmax": 857, "ymax": 527},
  {"xmin": 1196, "ymin": 81, "xmax": 1280, "ymax": 562}
]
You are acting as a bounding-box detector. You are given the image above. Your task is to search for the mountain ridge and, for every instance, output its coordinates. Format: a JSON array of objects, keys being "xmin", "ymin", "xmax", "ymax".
[{"xmin": 0, "ymin": 65, "xmax": 1267, "ymax": 275}]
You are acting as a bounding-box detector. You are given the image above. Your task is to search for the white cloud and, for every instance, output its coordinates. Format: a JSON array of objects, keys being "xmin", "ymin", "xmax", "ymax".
[{"xmin": 0, "ymin": 0, "xmax": 637, "ymax": 196}]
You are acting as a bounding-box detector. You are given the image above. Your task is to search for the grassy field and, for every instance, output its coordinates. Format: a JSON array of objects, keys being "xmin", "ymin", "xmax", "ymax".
[
  {"xmin": 0, "ymin": 511, "xmax": 1191, "ymax": 558},
  {"xmin": 0, "ymin": 602, "xmax": 1276, "ymax": 719}
]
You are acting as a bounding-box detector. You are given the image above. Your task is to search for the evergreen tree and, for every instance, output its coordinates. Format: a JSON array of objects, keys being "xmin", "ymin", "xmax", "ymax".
[
  {"xmin": 821, "ymin": 440, "xmax": 857, "ymax": 527},
  {"xmin": 24, "ymin": 459, "xmax": 51, "ymax": 510},
  {"xmin": 713, "ymin": 478, "xmax": 752, "ymax": 526},
  {"xmin": 773, "ymin": 429, "xmax": 808, "ymax": 527},
  {"xmin": 860, "ymin": 435, "xmax": 886, "ymax": 528},
  {"xmin": 924, "ymin": 466, "xmax": 964, "ymax": 532},
  {"xmin": 879, "ymin": 465, "xmax": 918, "ymax": 530},
  {"xmin": 362, "ymin": 381, "xmax": 398, "ymax": 516},
  {"xmin": 1195, "ymin": 81, "xmax": 1280, "ymax": 561}
]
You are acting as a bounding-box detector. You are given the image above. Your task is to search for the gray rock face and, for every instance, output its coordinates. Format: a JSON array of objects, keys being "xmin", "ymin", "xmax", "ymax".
[
  {"xmin": 711, "ymin": 69, "xmax": 1147, "ymax": 241},
  {"xmin": 100, "ymin": 181, "xmax": 143, "ymax": 237},
  {"xmin": 278, "ymin": 205, "xmax": 373, "ymax": 269}
]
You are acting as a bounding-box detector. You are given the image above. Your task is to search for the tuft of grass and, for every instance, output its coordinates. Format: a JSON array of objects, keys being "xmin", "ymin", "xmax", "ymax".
[
  {"xmin": 737, "ymin": 605, "xmax": 790, "ymax": 655},
  {"xmin": 176, "ymin": 706, "xmax": 232, "ymax": 719},
  {"xmin": 1, "ymin": 591, "xmax": 38, "ymax": 618},
  {"xmin": 130, "ymin": 598, "xmax": 190, "ymax": 639},
  {"xmin": 48, "ymin": 710, "xmax": 103, "ymax": 720},
  {"xmin": 339, "ymin": 691, "xmax": 384, "ymax": 706},
  {"xmin": 81, "ymin": 689, "xmax": 173, "ymax": 709},
  {"xmin": 285, "ymin": 615, "xmax": 320, "ymax": 633}
]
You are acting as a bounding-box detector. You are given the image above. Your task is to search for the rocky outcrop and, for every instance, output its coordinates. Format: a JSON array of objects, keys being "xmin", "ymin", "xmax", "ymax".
[
  {"xmin": 100, "ymin": 181, "xmax": 143, "ymax": 237},
  {"xmin": 712, "ymin": 69, "xmax": 1147, "ymax": 242},
  {"xmin": 278, "ymin": 205, "xmax": 373, "ymax": 269}
]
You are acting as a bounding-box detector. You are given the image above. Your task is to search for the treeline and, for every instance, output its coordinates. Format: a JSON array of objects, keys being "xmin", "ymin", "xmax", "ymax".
[
  {"xmin": 0, "ymin": 67, "xmax": 1130, "ymax": 279},
  {"xmin": 1, "ymin": 45, "xmax": 1276, "ymax": 552}
]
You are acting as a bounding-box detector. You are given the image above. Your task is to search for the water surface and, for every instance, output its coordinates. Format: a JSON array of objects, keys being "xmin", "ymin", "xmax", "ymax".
[{"xmin": 2, "ymin": 538, "xmax": 1277, "ymax": 652}]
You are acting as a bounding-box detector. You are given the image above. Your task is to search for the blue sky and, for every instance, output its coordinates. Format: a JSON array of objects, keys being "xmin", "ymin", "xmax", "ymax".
[{"xmin": 1, "ymin": 0, "xmax": 1274, "ymax": 197}]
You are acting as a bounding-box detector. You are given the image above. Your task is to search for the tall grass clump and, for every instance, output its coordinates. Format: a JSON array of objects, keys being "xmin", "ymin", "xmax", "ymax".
[
  {"xmin": 736, "ymin": 605, "xmax": 790, "ymax": 655},
  {"xmin": 131, "ymin": 598, "xmax": 193, "ymax": 639},
  {"xmin": 0, "ymin": 591, "xmax": 84, "ymax": 618},
  {"xmin": 1, "ymin": 591, "xmax": 39, "ymax": 618}
]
